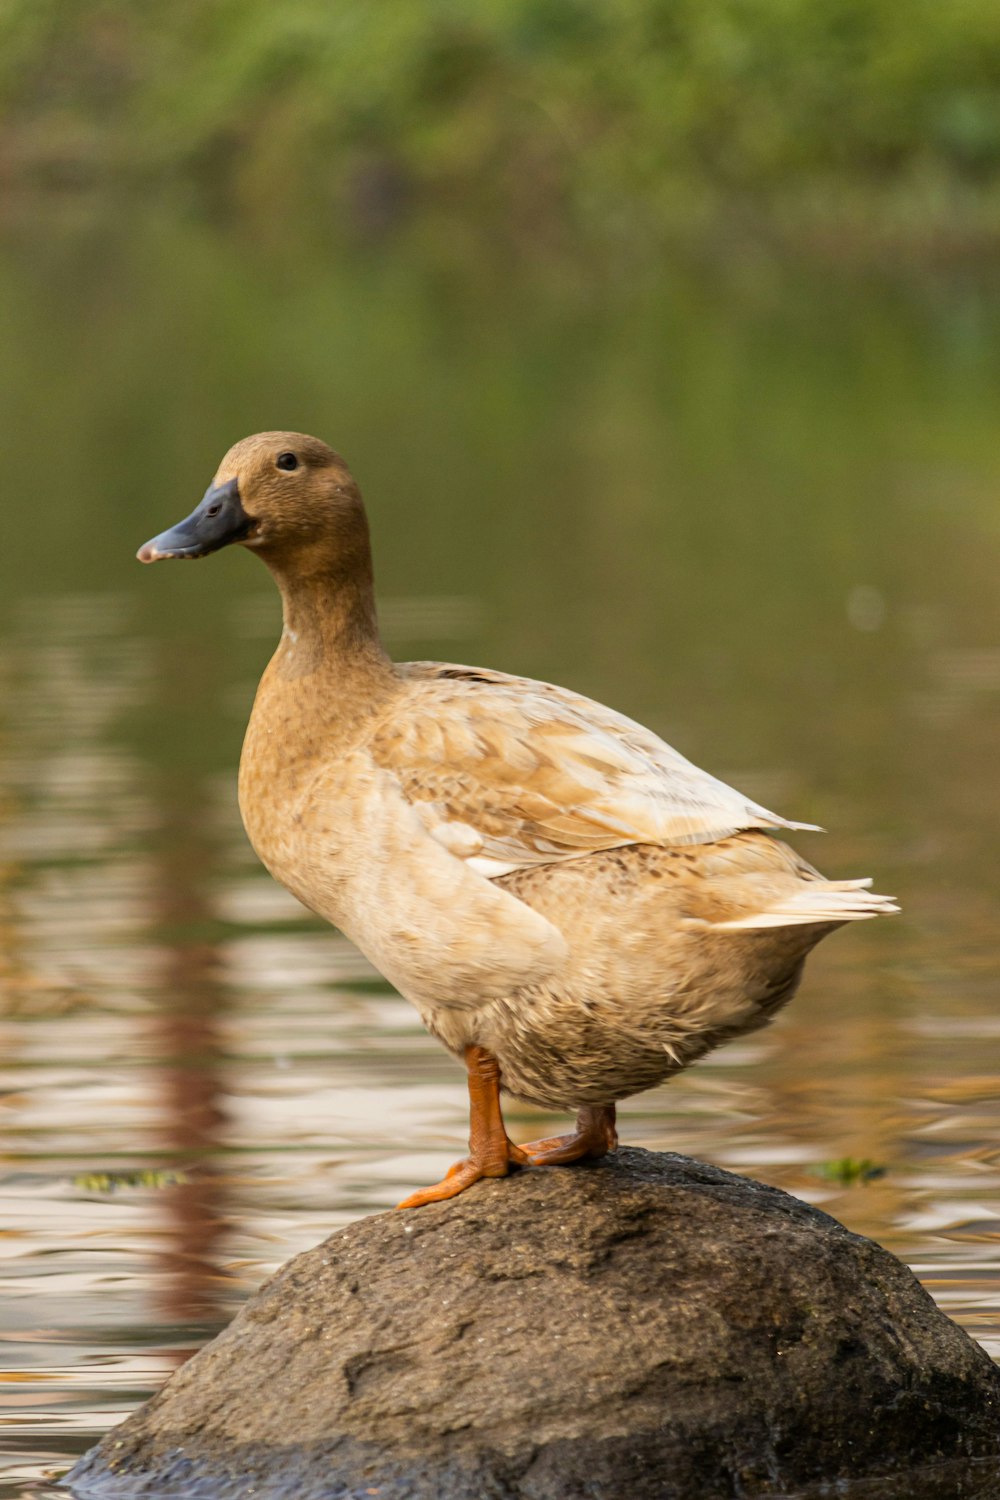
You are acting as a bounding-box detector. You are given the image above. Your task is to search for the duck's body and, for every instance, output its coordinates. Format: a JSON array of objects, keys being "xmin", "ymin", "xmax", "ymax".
[
  {"xmin": 240, "ymin": 654, "xmax": 871, "ymax": 1113},
  {"xmin": 140, "ymin": 431, "xmax": 897, "ymax": 1206}
]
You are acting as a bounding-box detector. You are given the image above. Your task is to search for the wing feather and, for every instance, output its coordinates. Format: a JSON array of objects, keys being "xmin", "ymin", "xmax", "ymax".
[{"xmin": 368, "ymin": 662, "xmax": 819, "ymax": 877}]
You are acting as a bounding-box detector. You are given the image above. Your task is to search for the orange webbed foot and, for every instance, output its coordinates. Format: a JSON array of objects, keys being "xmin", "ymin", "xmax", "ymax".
[
  {"xmin": 397, "ymin": 1044, "xmax": 528, "ymax": 1210},
  {"xmin": 520, "ymin": 1105, "xmax": 618, "ymax": 1166},
  {"xmin": 397, "ymin": 1139, "xmax": 528, "ymax": 1209}
]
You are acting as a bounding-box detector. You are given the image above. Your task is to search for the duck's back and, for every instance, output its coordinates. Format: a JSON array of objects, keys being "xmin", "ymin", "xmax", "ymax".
[{"xmin": 375, "ymin": 660, "xmax": 822, "ymax": 880}]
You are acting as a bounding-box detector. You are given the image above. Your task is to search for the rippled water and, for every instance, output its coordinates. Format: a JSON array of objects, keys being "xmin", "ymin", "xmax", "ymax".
[{"xmin": 2, "ymin": 210, "xmax": 1000, "ymax": 1495}]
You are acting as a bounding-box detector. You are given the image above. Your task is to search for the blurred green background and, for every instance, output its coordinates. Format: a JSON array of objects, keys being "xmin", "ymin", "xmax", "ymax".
[{"xmin": 4, "ymin": 0, "xmax": 1000, "ymax": 257}]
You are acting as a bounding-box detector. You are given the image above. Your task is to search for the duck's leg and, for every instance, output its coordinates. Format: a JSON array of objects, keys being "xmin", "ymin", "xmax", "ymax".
[
  {"xmin": 519, "ymin": 1104, "xmax": 618, "ymax": 1165},
  {"xmin": 397, "ymin": 1045, "xmax": 528, "ymax": 1209}
]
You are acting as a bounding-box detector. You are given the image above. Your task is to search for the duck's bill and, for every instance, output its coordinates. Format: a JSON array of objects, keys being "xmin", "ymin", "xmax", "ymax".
[{"xmin": 137, "ymin": 477, "xmax": 253, "ymax": 562}]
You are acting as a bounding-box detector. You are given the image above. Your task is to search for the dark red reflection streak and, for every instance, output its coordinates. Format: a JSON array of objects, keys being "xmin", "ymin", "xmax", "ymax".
[{"xmin": 150, "ymin": 793, "xmax": 230, "ymax": 1360}]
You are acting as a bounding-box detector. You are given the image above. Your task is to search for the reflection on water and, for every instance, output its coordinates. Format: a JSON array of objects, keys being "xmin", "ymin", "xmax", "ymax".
[{"xmin": 2, "ymin": 213, "xmax": 1000, "ymax": 1495}]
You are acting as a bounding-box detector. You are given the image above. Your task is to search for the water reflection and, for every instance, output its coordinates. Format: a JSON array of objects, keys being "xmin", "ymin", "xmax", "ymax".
[
  {"xmin": 147, "ymin": 797, "xmax": 229, "ymax": 1336},
  {"xmin": 2, "ymin": 214, "xmax": 1000, "ymax": 1495}
]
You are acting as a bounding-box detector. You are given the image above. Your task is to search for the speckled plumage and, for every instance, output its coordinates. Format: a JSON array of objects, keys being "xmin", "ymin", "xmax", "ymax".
[{"xmin": 143, "ymin": 431, "xmax": 897, "ymax": 1126}]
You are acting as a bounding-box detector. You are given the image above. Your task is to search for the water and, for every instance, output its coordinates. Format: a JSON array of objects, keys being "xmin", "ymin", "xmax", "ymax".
[{"xmin": 2, "ymin": 206, "xmax": 1000, "ymax": 1495}]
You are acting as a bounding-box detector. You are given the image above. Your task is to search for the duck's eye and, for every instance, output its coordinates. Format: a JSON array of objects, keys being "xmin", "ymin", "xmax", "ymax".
[{"xmin": 276, "ymin": 452, "xmax": 298, "ymax": 472}]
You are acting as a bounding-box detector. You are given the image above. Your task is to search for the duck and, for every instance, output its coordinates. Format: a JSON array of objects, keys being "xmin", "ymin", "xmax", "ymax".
[{"xmin": 138, "ymin": 431, "xmax": 898, "ymax": 1209}]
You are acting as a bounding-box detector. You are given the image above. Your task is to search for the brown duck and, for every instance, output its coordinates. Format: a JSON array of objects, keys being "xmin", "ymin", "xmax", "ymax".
[{"xmin": 138, "ymin": 431, "xmax": 897, "ymax": 1208}]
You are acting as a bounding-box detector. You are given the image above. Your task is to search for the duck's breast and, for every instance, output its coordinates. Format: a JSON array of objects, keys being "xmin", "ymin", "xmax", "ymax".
[{"xmin": 240, "ymin": 731, "xmax": 569, "ymax": 1018}]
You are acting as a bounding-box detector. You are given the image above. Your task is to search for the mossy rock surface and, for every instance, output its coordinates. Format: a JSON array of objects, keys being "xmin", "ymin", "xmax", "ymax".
[{"xmin": 67, "ymin": 1148, "xmax": 1000, "ymax": 1499}]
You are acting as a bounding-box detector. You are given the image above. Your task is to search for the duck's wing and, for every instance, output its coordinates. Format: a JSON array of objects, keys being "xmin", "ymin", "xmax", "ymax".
[{"xmin": 369, "ymin": 663, "xmax": 820, "ymax": 879}]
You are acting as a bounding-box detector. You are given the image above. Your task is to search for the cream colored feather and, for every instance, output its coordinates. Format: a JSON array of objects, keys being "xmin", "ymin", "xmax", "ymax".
[{"xmin": 372, "ymin": 662, "xmax": 821, "ymax": 878}]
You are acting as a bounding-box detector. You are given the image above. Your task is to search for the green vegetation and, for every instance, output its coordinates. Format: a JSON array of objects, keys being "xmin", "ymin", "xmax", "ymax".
[
  {"xmin": 3, "ymin": 0, "xmax": 1000, "ymax": 255},
  {"xmin": 812, "ymin": 1158, "xmax": 887, "ymax": 1187},
  {"xmin": 74, "ymin": 1169, "xmax": 191, "ymax": 1193}
]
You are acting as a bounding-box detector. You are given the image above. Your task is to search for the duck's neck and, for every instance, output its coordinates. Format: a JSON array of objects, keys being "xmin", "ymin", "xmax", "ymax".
[{"xmin": 265, "ymin": 552, "xmax": 397, "ymax": 715}]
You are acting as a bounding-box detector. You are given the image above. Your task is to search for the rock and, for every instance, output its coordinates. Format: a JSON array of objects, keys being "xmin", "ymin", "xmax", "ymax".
[{"xmin": 67, "ymin": 1149, "xmax": 1000, "ymax": 1500}]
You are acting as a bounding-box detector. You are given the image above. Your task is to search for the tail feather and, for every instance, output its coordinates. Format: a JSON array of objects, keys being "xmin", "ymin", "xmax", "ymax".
[{"xmin": 712, "ymin": 880, "xmax": 899, "ymax": 931}]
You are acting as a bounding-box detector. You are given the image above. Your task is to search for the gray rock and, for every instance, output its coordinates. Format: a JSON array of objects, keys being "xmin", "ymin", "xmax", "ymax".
[{"xmin": 66, "ymin": 1149, "xmax": 1000, "ymax": 1500}]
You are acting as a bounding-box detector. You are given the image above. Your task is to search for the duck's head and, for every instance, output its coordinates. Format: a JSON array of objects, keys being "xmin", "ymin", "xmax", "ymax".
[{"xmin": 137, "ymin": 431, "xmax": 367, "ymax": 574}]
